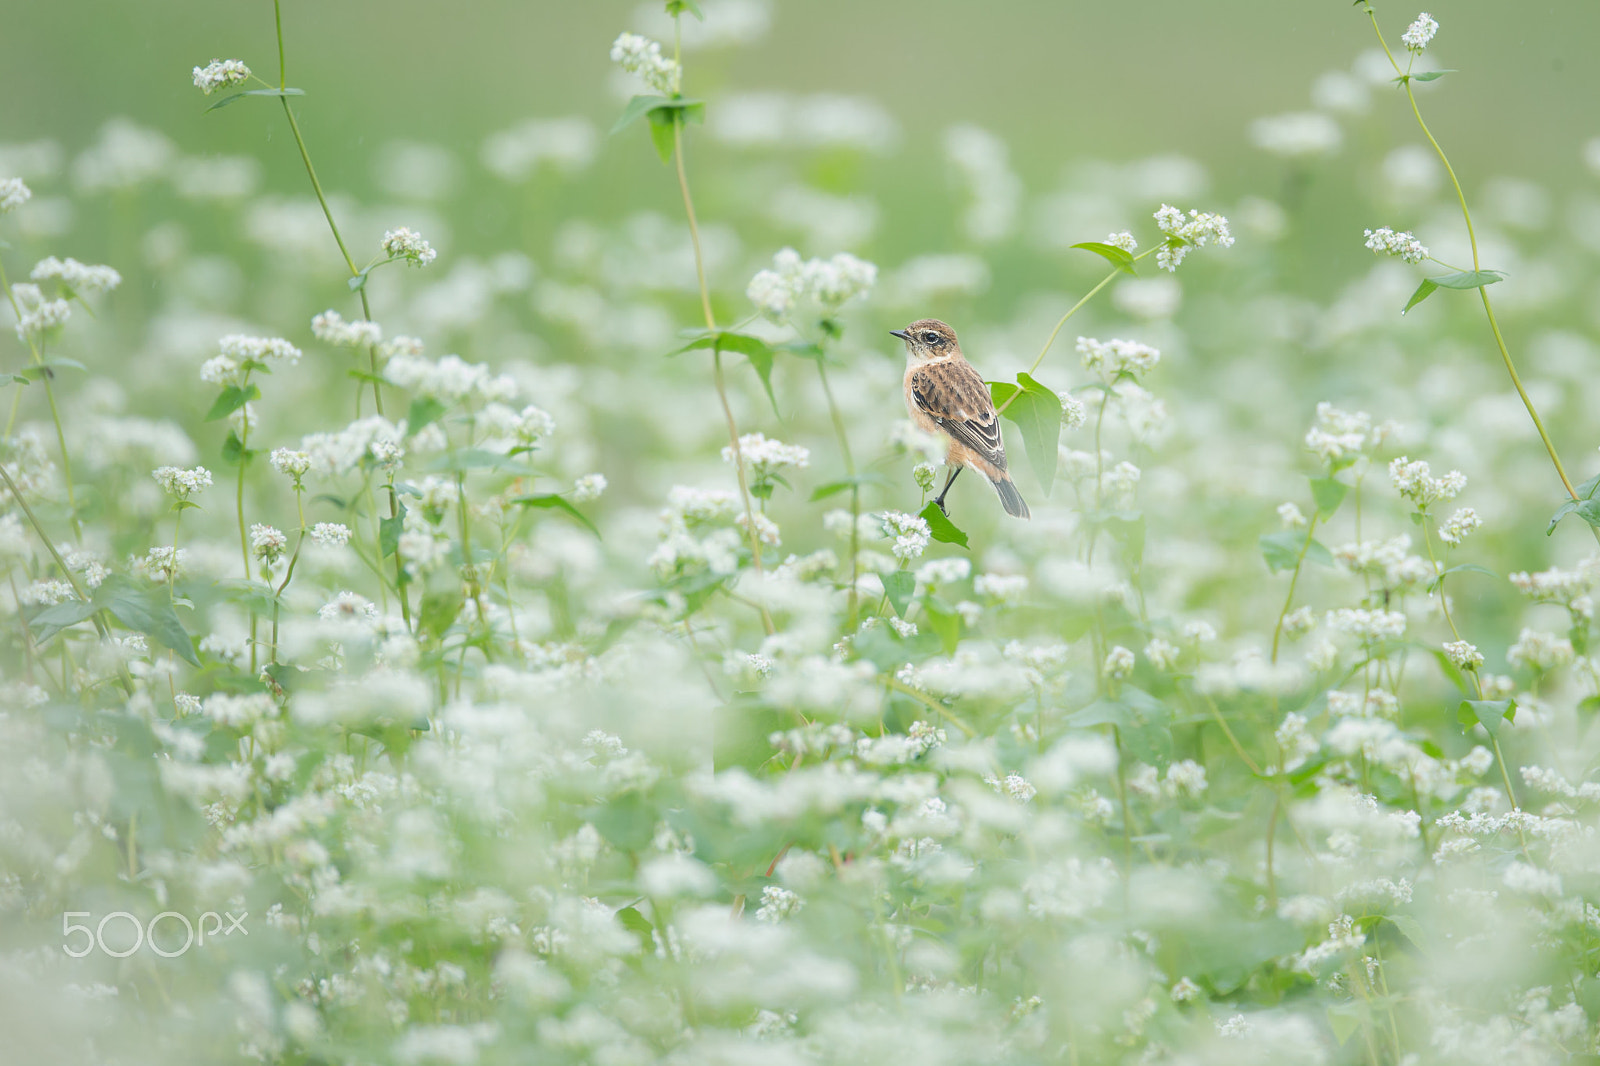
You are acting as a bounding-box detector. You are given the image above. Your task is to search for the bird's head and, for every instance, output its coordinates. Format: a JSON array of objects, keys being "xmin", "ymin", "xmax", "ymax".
[{"xmin": 891, "ymin": 319, "xmax": 961, "ymax": 362}]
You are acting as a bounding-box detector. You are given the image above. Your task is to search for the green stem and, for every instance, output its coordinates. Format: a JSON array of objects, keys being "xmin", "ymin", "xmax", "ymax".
[
  {"xmin": 1270, "ymin": 512, "xmax": 1319, "ymax": 663},
  {"xmin": 1366, "ymin": 5, "xmax": 1580, "ymax": 508},
  {"xmin": 816, "ymin": 361, "xmax": 860, "ymax": 628}
]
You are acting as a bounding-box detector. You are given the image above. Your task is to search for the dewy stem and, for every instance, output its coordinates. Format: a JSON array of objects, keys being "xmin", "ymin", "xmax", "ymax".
[
  {"xmin": 996, "ymin": 247, "xmax": 1156, "ymax": 418},
  {"xmin": 816, "ymin": 361, "xmax": 860, "ymax": 628},
  {"xmin": 668, "ymin": 92, "xmax": 772, "ymax": 634},
  {"xmin": 271, "ymin": 0, "xmax": 384, "ymax": 417},
  {"xmin": 1366, "ymin": 6, "xmax": 1580, "ymax": 507}
]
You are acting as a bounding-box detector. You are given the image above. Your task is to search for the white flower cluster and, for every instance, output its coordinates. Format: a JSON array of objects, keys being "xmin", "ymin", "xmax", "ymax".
[
  {"xmin": 311, "ymin": 310, "xmax": 383, "ymax": 348},
  {"xmin": 1443, "ymin": 640, "xmax": 1484, "ymax": 670},
  {"xmin": 1389, "ymin": 456, "xmax": 1465, "ymax": 508},
  {"xmin": 975, "ymin": 572, "xmax": 1028, "ymax": 603},
  {"xmin": 880, "ymin": 511, "xmax": 930, "ymax": 561},
  {"xmin": 1251, "ymin": 112, "xmax": 1343, "ymax": 159},
  {"xmin": 1332, "ymin": 536, "xmax": 1432, "ymax": 589},
  {"xmin": 1278, "ymin": 502, "xmax": 1307, "ymax": 529},
  {"xmin": 1105, "ymin": 231, "xmax": 1137, "ymax": 253},
  {"xmin": 1075, "ymin": 336, "xmax": 1160, "ymax": 381},
  {"xmin": 192, "ymin": 58, "xmax": 251, "ymax": 94},
  {"xmin": 1509, "ymin": 561, "xmax": 1597, "ymax": 605},
  {"xmin": 1506, "ymin": 628, "xmax": 1574, "ymax": 672},
  {"xmin": 1304, "ymin": 402, "xmax": 1394, "ymax": 464},
  {"xmin": 383, "ymin": 352, "xmax": 517, "ymax": 405},
  {"xmin": 0, "ymin": 177, "xmax": 30, "ymax": 213},
  {"xmin": 1103, "ymin": 645, "xmax": 1135, "ymax": 680},
  {"xmin": 300, "ymin": 416, "xmax": 405, "ymax": 477},
  {"xmin": 572, "ymin": 474, "xmax": 607, "ymax": 502},
  {"xmin": 381, "ymin": 226, "xmax": 437, "ymax": 267},
  {"xmin": 152, "ymin": 465, "xmax": 213, "ymax": 499},
  {"xmin": 650, "ymin": 486, "xmax": 743, "ymax": 579},
  {"xmin": 200, "ymin": 334, "xmax": 303, "ymax": 386},
  {"xmin": 1153, "ymin": 203, "xmax": 1234, "ymax": 272},
  {"xmin": 249, "ymin": 523, "xmax": 288, "ymax": 564},
  {"xmin": 10, "ymin": 283, "xmax": 71, "ymax": 341},
  {"xmin": 722, "ymin": 432, "xmax": 809, "ymax": 477},
  {"xmin": 1402, "ymin": 12, "xmax": 1438, "ymax": 53},
  {"xmin": 1326, "ymin": 608, "xmax": 1406, "ymax": 642},
  {"xmin": 916, "ymin": 557, "xmax": 970, "ymax": 587},
  {"xmin": 745, "ymin": 247, "xmax": 878, "ymax": 324},
  {"xmin": 754, "ymin": 885, "xmax": 803, "ymax": 922},
  {"xmin": 1438, "ymin": 507, "xmax": 1482, "ymax": 546},
  {"xmin": 609, "ymin": 32, "xmax": 680, "ymax": 96},
  {"xmin": 1363, "ymin": 227, "xmax": 1429, "ymax": 265},
  {"xmin": 269, "ymin": 448, "xmax": 313, "ymax": 483},
  {"xmin": 30, "ymin": 257, "xmax": 122, "ymax": 295},
  {"xmin": 310, "ymin": 522, "xmax": 352, "ymax": 547}
]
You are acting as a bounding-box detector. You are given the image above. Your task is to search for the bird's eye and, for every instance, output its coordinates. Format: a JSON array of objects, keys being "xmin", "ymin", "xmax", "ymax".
[{"xmin": 922, "ymin": 331, "xmax": 941, "ymax": 345}]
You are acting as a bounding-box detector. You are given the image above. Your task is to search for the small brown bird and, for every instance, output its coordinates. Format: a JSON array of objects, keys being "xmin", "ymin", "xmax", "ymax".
[{"xmin": 892, "ymin": 318, "xmax": 1030, "ymax": 520}]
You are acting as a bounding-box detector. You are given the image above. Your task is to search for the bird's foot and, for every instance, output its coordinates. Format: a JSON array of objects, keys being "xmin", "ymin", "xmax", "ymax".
[{"xmin": 934, "ymin": 497, "xmax": 950, "ymax": 518}]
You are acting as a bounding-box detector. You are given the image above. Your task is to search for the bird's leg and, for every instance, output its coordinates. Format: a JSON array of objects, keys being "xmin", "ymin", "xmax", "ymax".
[{"xmin": 933, "ymin": 466, "xmax": 962, "ymax": 517}]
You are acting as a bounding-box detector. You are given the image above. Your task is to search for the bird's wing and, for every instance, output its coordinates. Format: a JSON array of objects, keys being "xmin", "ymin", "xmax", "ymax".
[{"xmin": 910, "ymin": 359, "xmax": 1007, "ymax": 472}]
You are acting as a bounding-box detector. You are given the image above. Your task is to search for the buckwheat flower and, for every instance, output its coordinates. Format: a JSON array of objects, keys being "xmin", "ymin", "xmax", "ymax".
[
  {"xmin": 309, "ymin": 522, "xmax": 352, "ymax": 548},
  {"xmin": 269, "ymin": 448, "xmax": 312, "ymax": 483},
  {"xmin": 515, "ymin": 405, "xmax": 555, "ymax": 445},
  {"xmin": 1250, "ymin": 112, "xmax": 1343, "ymax": 159},
  {"xmin": 311, "ymin": 309, "xmax": 382, "ymax": 348},
  {"xmin": 1282, "ymin": 606, "xmax": 1315, "ymax": 639},
  {"xmin": 1165, "ymin": 759, "xmax": 1207, "ymax": 798},
  {"xmin": 1104, "ymin": 645, "xmax": 1135, "ymax": 680},
  {"xmin": 227, "ymin": 402, "xmax": 257, "ymax": 438},
  {"xmin": 975, "ymin": 572, "xmax": 1028, "ymax": 603},
  {"xmin": 381, "ymin": 226, "xmax": 437, "ymax": 266},
  {"xmin": 808, "ymin": 252, "xmax": 878, "ymax": 309},
  {"xmin": 1327, "ymin": 607, "xmax": 1406, "ymax": 641},
  {"xmin": 878, "ymin": 511, "xmax": 929, "ymax": 561},
  {"xmin": 199, "ymin": 355, "xmax": 242, "ymax": 386},
  {"xmin": 1389, "ymin": 456, "xmax": 1465, "ymax": 507},
  {"xmin": 1507, "ymin": 628, "xmax": 1574, "ymax": 672},
  {"xmin": 1145, "ymin": 638, "xmax": 1180, "ymax": 672},
  {"xmin": 738, "ymin": 510, "xmax": 781, "ymax": 547},
  {"xmin": 11, "ymin": 283, "xmax": 71, "ymax": 340},
  {"xmin": 746, "ymin": 267, "xmax": 796, "ymax": 323},
  {"xmin": 0, "ymin": 177, "xmax": 30, "ymax": 213},
  {"xmin": 219, "ymin": 333, "xmax": 301, "ymax": 365},
  {"xmin": 1443, "ymin": 640, "xmax": 1484, "ymax": 670},
  {"xmin": 1363, "ymin": 226, "xmax": 1429, "ymax": 264},
  {"xmin": 192, "ymin": 58, "xmax": 251, "ymax": 94},
  {"xmin": 30, "ymin": 256, "xmax": 121, "ymax": 295},
  {"xmin": 1106, "ymin": 230, "xmax": 1137, "ymax": 253},
  {"xmin": 1274, "ymin": 713, "xmax": 1319, "ymax": 772},
  {"xmin": 249, "ymin": 524, "xmax": 287, "ymax": 564},
  {"xmin": 999, "ymin": 773, "xmax": 1037, "ymax": 803},
  {"xmin": 754, "ymin": 885, "xmax": 803, "ymax": 922},
  {"xmin": 916, "ymin": 557, "xmax": 970, "ymax": 587},
  {"xmin": 1170, "ymin": 977, "xmax": 1201, "ymax": 1003},
  {"xmin": 1277, "ymin": 502, "xmax": 1307, "ymax": 529},
  {"xmin": 1060, "ymin": 394, "xmax": 1087, "ymax": 429},
  {"xmin": 1153, "ymin": 203, "xmax": 1234, "ymax": 272},
  {"xmin": 20, "ymin": 578, "xmax": 75, "ymax": 606},
  {"xmin": 1438, "ymin": 507, "xmax": 1481, "ymax": 546},
  {"xmin": 152, "ymin": 465, "xmax": 213, "ymax": 499},
  {"xmin": 1217, "ymin": 1015, "xmax": 1252, "ymax": 1038},
  {"xmin": 722, "ymin": 433, "xmax": 809, "ymax": 476},
  {"xmin": 1077, "ymin": 336, "xmax": 1160, "ymax": 379},
  {"xmin": 1181, "ymin": 621, "xmax": 1217, "ymax": 644},
  {"xmin": 609, "ymin": 32, "xmax": 680, "ymax": 95},
  {"xmin": 141, "ymin": 546, "xmax": 186, "ymax": 582},
  {"xmin": 572, "ymin": 474, "xmax": 607, "ymax": 502},
  {"xmin": 1402, "ymin": 12, "xmax": 1438, "ymax": 53},
  {"xmin": 912, "ymin": 462, "xmax": 936, "ymax": 493}
]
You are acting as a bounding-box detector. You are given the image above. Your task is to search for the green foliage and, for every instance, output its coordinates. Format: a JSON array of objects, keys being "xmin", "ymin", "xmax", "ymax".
[{"xmin": 989, "ymin": 373, "xmax": 1062, "ymax": 493}]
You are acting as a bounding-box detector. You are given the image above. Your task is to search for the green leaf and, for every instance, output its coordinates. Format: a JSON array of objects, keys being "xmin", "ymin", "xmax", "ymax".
[
  {"xmin": 989, "ymin": 373, "xmax": 1062, "ymax": 494},
  {"xmin": 1458, "ymin": 698, "xmax": 1516, "ymax": 737},
  {"xmin": 670, "ymin": 331, "xmax": 780, "ymax": 416},
  {"xmin": 220, "ymin": 431, "xmax": 253, "ymax": 467},
  {"xmin": 513, "ymin": 494, "xmax": 601, "ymax": 538},
  {"xmin": 379, "ymin": 500, "xmax": 408, "ymax": 559},
  {"xmin": 417, "ymin": 582, "xmax": 465, "ymax": 644},
  {"xmin": 666, "ymin": 0, "xmax": 704, "ymax": 18},
  {"xmin": 1401, "ymin": 278, "xmax": 1437, "ymax": 315},
  {"xmin": 1411, "ymin": 69, "xmax": 1456, "ymax": 82},
  {"xmin": 204, "ymin": 383, "xmax": 261, "ymax": 422},
  {"xmin": 1432, "ymin": 269, "xmax": 1505, "ymax": 290},
  {"xmin": 1549, "ymin": 497, "xmax": 1600, "ymax": 535},
  {"xmin": 1070, "ymin": 241, "xmax": 1138, "ymax": 275},
  {"xmin": 19, "ymin": 358, "xmax": 89, "ymax": 381},
  {"xmin": 882, "ymin": 570, "xmax": 916, "ymax": 617},
  {"xmin": 1261, "ymin": 530, "xmax": 1333, "ymax": 573},
  {"xmin": 922, "ymin": 597, "xmax": 962, "ymax": 654},
  {"xmin": 348, "ymin": 270, "xmax": 370, "ymax": 293},
  {"xmin": 918, "ymin": 502, "xmax": 969, "ymax": 550},
  {"xmin": 615, "ymin": 905, "xmax": 655, "ymax": 952},
  {"xmin": 1308, "ymin": 476, "xmax": 1348, "ymax": 518},
  {"xmin": 646, "ymin": 107, "xmax": 677, "ymax": 163},
  {"xmin": 204, "ymin": 87, "xmax": 306, "ymax": 113},
  {"xmin": 1386, "ymin": 914, "xmax": 1426, "ymax": 950},
  {"xmin": 1425, "ymin": 562, "xmax": 1497, "ymax": 592},
  {"xmin": 592, "ymin": 792, "xmax": 656, "ymax": 851},
  {"xmin": 1327, "ymin": 1002, "xmax": 1367, "ymax": 1046},
  {"xmin": 211, "ymin": 578, "xmax": 279, "ymax": 613},
  {"xmin": 0, "ymin": 372, "xmax": 28, "ymax": 388},
  {"xmin": 28, "ymin": 598, "xmax": 98, "ymax": 645},
  {"xmin": 809, "ymin": 473, "xmax": 891, "ymax": 502},
  {"xmin": 94, "ymin": 575, "xmax": 200, "ymax": 666},
  {"xmin": 406, "ymin": 396, "xmax": 448, "ymax": 436},
  {"xmin": 612, "ymin": 94, "xmax": 705, "ymax": 138}
]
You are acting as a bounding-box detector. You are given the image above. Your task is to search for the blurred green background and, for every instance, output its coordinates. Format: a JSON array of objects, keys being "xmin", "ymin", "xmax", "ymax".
[{"xmin": 4, "ymin": 0, "xmax": 1599, "ymax": 287}]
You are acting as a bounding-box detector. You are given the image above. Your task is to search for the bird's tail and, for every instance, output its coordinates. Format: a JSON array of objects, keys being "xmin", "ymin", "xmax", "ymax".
[{"xmin": 990, "ymin": 475, "xmax": 1030, "ymax": 519}]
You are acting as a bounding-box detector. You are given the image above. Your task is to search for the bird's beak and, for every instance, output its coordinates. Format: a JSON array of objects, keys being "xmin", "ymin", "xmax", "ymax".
[{"xmin": 889, "ymin": 329, "xmax": 909, "ymax": 340}]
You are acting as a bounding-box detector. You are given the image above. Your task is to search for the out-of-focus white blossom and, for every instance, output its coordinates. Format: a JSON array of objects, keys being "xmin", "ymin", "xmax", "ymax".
[{"xmin": 192, "ymin": 59, "xmax": 251, "ymax": 94}]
